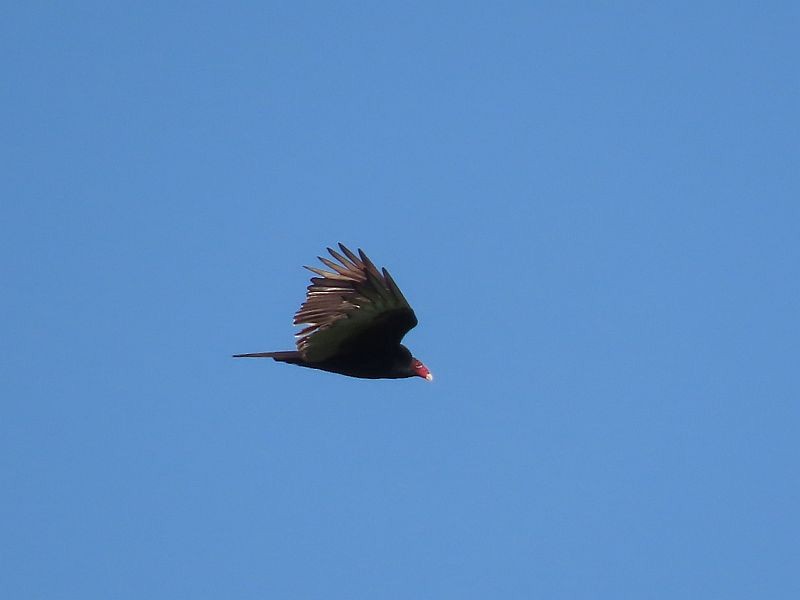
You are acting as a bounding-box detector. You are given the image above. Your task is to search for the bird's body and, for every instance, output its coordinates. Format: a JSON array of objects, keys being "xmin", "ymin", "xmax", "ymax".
[
  {"xmin": 234, "ymin": 244, "xmax": 432, "ymax": 381},
  {"xmin": 234, "ymin": 344, "xmax": 417, "ymax": 379}
]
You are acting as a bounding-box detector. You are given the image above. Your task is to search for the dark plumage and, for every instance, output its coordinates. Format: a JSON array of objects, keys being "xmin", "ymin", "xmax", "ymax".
[{"xmin": 233, "ymin": 244, "xmax": 432, "ymax": 381}]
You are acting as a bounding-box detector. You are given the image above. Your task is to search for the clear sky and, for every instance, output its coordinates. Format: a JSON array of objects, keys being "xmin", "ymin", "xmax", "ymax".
[{"xmin": 3, "ymin": 2, "xmax": 798, "ymax": 598}]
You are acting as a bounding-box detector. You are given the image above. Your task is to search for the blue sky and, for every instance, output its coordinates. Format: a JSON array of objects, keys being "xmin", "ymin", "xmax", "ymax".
[{"xmin": 3, "ymin": 2, "xmax": 798, "ymax": 598}]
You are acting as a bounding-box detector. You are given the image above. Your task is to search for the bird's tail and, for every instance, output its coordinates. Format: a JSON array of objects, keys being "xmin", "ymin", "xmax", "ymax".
[{"xmin": 232, "ymin": 350, "xmax": 303, "ymax": 364}]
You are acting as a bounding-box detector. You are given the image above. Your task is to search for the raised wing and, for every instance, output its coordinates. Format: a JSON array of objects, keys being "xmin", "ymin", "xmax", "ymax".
[{"xmin": 294, "ymin": 243, "xmax": 418, "ymax": 362}]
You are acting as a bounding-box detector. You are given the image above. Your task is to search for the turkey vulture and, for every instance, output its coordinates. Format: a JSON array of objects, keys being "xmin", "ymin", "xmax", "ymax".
[{"xmin": 233, "ymin": 243, "xmax": 432, "ymax": 381}]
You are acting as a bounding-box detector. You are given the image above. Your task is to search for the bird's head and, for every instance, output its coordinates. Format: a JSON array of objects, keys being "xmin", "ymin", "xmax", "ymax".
[{"xmin": 412, "ymin": 358, "xmax": 433, "ymax": 382}]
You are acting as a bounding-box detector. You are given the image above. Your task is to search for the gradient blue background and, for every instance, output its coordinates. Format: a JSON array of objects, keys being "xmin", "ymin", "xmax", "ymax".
[{"xmin": 3, "ymin": 2, "xmax": 798, "ymax": 598}]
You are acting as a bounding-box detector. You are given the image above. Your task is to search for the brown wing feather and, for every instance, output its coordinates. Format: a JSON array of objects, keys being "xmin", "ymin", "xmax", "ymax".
[{"xmin": 293, "ymin": 243, "xmax": 418, "ymax": 362}]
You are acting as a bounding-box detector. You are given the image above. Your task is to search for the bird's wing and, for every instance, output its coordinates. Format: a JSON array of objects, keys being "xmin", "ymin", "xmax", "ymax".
[{"xmin": 293, "ymin": 243, "xmax": 418, "ymax": 362}]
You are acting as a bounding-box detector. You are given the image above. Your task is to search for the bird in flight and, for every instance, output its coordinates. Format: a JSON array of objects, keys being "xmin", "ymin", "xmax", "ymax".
[{"xmin": 234, "ymin": 243, "xmax": 432, "ymax": 381}]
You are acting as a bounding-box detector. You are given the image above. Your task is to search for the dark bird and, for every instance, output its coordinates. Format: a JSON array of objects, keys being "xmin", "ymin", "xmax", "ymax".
[{"xmin": 233, "ymin": 243, "xmax": 432, "ymax": 381}]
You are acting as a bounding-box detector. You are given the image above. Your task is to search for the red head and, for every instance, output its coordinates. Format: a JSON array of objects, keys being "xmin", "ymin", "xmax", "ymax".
[{"xmin": 412, "ymin": 358, "xmax": 433, "ymax": 381}]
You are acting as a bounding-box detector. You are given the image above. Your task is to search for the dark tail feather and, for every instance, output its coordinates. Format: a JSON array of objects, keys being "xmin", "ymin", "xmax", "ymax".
[{"xmin": 232, "ymin": 350, "xmax": 303, "ymax": 363}]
